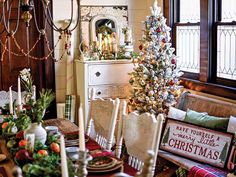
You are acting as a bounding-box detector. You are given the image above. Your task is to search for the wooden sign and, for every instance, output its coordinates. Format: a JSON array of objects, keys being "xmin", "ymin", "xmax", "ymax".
[{"xmin": 160, "ymin": 119, "xmax": 233, "ymax": 168}]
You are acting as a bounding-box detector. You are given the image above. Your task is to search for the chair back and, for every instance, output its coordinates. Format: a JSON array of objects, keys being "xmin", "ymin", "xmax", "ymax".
[
  {"xmin": 86, "ymin": 89, "xmax": 120, "ymax": 151},
  {"xmin": 0, "ymin": 90, "xmax": 26, "ymax": 107},
  {"xmin": 116, "ymin": 101, "xmax": 164, "ymax": 175}
]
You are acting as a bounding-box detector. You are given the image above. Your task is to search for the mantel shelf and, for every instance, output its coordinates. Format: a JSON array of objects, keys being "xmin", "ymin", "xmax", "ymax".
[{"xmin": 74, "ymin": 59, "xmax": 133, "ymax": 65}]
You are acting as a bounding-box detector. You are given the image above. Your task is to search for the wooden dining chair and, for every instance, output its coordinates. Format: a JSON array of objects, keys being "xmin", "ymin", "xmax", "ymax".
[
  {"xmin": 0, "ymin": 90, "xmax": 27, "ymax": 108},
  {"xmin": 112, "ymin": 150, "xmax": 155, "ymax": 177},
  {"xmin": 116, "ymin": 101, "xmax": 164, "ymax": 176},
  {"xmin": 85, "ymin": 88, "xmax": 120, "ymax": 151}
]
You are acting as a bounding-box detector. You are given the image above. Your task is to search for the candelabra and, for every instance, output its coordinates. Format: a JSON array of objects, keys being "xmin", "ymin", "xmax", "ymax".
[{"xmin": 0, "ymin": 0, "xmax": 80, "ymax": 62}]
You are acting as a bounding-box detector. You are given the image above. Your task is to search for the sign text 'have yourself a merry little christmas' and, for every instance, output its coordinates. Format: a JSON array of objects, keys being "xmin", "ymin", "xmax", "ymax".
[{"xmin": 160, "ymin": 119, "xmax": 233, "ymax": 168}]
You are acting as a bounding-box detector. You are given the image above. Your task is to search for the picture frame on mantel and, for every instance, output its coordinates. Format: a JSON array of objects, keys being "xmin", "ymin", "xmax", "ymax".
[
  {"xmin": 80, "ymin": 5, "xmax": 128, "ymax": 46},
  {"xmin": 160, "ymin": 118, "xmax": 234, "ymax": 168}
]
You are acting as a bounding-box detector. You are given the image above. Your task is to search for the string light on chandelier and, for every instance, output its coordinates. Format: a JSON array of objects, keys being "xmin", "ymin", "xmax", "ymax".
[{"xmin": 0, "ymin": 0, "xmax": 80, "ymax": 62}]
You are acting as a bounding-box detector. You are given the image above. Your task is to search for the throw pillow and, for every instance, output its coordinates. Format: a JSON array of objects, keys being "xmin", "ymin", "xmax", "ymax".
[
  {"xmin": 227, "ymin": 116, "xmax": 236, "ymax": 133},
  {"xmin": 184, "ymin": 109, "xmax": 207, "ymax": 121},
  {"xmin": 167, "ymin": 107, "xmax": 186, "ymax": 121},
  {"xmin": 184, "ymin": 109, "xmax": 229, "ymax": 131}
]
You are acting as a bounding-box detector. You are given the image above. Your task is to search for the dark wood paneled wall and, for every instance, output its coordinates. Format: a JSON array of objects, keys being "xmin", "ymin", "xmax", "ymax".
[{"xmin": 0, "ymin": 0, "xmax": 56, "ymax": 118}]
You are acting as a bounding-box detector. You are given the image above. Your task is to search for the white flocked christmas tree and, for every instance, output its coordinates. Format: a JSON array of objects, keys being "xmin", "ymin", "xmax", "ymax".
[{"xmin": 129, "ymin": 0, "xmax": 183, "ymax": 116}]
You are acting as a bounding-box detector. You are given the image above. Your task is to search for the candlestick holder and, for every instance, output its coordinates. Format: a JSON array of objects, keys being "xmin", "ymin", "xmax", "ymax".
[
  {"xmin": 77, "ymin": 150, "xmax": 92, "ymax": 177},
  {"xmin": 16, "ymin": 104, "xmax": 23, "ymax": 115}
]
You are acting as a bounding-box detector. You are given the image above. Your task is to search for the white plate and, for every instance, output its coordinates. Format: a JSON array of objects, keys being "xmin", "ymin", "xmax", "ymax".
[
  {"xmin": 66, "ymin": 147, "xmax": 79, "ymax": 153},
  {"xmin": 88, "ymin": 162, "xmax": 123, "ymax": 173},
  {"xmin": 87, "ymin": 158, "xmax": 117, "ymax": 170},
  {"xmin": 88, "ymin": 156, "xmax": 115, "ymax": 168}
]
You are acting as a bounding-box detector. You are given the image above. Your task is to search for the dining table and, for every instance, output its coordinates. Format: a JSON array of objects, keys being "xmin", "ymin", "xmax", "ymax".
[
  {"xmin": 0, "ymin": 118, "xmax": 137, "ymax": 177},
  {"xmin": 44, "ymin": 118, "xmax": 137, "ymax": 177}
]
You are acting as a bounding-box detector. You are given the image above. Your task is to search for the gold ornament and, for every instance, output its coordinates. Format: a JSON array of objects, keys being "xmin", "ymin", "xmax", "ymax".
[{"xmin": 21, "ymin": 11, "xmax": 32, "ymax": 25}]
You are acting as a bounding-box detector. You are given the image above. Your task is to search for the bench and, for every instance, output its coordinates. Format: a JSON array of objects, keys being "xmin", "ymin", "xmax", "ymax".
[{"xmin": 158, "ymin": 91, "xmax": 236, "ymax": 172}]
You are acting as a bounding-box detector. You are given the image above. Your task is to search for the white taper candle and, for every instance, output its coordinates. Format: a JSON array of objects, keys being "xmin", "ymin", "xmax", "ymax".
[
  {"xmin": 32, "ymin": 85, "xmax": 36, "ymax": 101},
  {"xmin": 17, "ymin": 77, "xmax": 22, "ymax": 111},
  {"xmin": 9, "ymin": 86, "xmax": 13, "ymax": 115},
  {"xmin": 79, "ymin": 104, "xmax": 86, "ymax": 151},
  {"xmin": 98, "ymin": 33, "xmax": 102, "ymax": 51},
  {"xmin": 60, "ymin": 135, "xmax": 69, "ymax": 177}
]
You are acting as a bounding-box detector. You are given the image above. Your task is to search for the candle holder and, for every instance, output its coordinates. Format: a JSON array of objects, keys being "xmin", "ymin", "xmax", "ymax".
[{"xmin": 77, "ymin": 150, "xmax": 92, "ymax": 177}]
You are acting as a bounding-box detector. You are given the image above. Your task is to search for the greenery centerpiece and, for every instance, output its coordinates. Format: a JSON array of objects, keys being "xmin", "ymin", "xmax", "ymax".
[
  {"xmin": 19, "ymin": 68, "xmax": 55, "ymax": 123},
  {"xmin": 0, "ymin": 69, "xmax": 54, "ymax": 140},
  {"xmin": 19, "ymin": 68, "xmax": 55, "ymax": 144},
  {"xmin": 0, "ymin": 69, "xmax": 76, "ymax": 176}
]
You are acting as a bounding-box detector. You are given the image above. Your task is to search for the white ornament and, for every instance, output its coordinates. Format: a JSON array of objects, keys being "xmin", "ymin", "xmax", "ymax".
[
  {"xmin": 149, "ymin": 90, "xmax": 154, "ymax": 96},
  {"xmin": 165, "ymin": 67, "xmax": 172, "ymax": 77},
  {"xmin": 140, "ymin": 80, "xmax": 146, "ymax": 86},
  {"xmin": 163, "ymin": 91, "xmax": 169, "ymax": 99},
  {"xmin": 150, "ymin": 96, "xmax": 155, "ymax": 101},
  {"xmin": 143, "ymin": 74, "xmax": 148, "ymax": 80},
  {"xmin": 138, "ymin": 97, "xmax": 144, "ymax": 102}
]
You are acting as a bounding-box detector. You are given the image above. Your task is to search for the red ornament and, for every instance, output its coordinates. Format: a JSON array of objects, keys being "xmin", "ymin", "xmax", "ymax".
[
  {"xmin": 156, "ymin": 28, "xmax": 161, "ymax": 33},
  {"xmin": 171, "ymin": 58, "xmax": 176, "ymax": 65},
  {"xmin": 139, "ymin": 44, "xmax": 143, "ymax": 51},
  {"xmin": 169, "ymin": 80, "xmax": 175, "ymax": 86},
  {"xmin": 162, "ymin": 38, "xmax": 166, "ymax": 43}
]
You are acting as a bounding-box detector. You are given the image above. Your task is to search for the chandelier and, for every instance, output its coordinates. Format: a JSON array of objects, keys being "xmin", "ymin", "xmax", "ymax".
[{"xmin": 0, "ymin": 0, "xmax": 80, "ymax": 62}]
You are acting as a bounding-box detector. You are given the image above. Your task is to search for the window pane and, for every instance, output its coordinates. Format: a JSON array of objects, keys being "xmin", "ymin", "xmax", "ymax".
[
  {"xmin": 217, "ymin": 25, "xmax": 236, "ymax": 80},
  {"xmin": 222, "ymin": 0, "xmax": 236, "ymax": 22},
  {"xmin": 176, "ymin": 26, "xmax": 200, "ymax": 73},
  {"xmin": 180, "ymin": 0, "xmax": 200, "ymax": 23}
]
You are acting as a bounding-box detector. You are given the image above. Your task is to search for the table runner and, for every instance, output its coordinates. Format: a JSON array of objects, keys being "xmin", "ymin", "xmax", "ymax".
[{"xmin": 188, "ymin": 165, "xmax": 227, "ymax": 177}]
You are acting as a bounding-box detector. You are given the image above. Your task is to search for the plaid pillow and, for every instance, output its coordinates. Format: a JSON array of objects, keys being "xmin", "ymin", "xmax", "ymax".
[{"xmin": 64, "ymin": 95, "xmax": 72, "ymax": 120}]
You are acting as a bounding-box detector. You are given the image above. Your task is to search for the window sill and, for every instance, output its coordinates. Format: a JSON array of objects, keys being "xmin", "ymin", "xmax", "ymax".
[{"xmin": 180, "ymin": 77, "xmax": 236, "ymax": 100}]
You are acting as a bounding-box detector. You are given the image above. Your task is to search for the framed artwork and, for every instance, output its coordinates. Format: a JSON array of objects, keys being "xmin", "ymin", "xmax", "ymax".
[{"xmin": 160, "ymin": 118, "xmax": 234, "ymax": 168}]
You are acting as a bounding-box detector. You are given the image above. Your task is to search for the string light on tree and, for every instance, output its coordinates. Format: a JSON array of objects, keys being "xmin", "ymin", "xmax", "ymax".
[{"xmin": 129, "ymin": 0, "xmax": 183, "ymax": 116}]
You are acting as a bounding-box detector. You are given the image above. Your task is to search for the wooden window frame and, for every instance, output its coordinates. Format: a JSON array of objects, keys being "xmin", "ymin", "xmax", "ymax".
[
  {"xmin": 174, "ymin": 22, "xmax": 200, "ymax": 80},
  {"xmin": 164, "ymin": 0, "xmax": 236, "ymax": 100}
]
